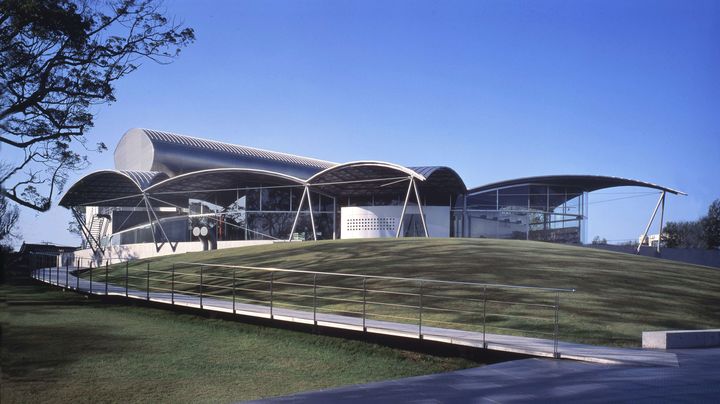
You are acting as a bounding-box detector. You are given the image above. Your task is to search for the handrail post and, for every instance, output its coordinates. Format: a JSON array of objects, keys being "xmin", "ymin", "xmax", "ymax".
[
  {"xmin": 232, "ymin": 270, "xmax": 236, "ymax": 314},
  {"xmin": 554, "ymin": 291, "xmax": 560, "ymax": 359},
  {"xmin": 482, "ymin": 285, "xmax": 487, "ymax": 348},
  {"xmin": 171, "ymin": 264, "xmax": 175, "ymax": 305},
  {"xmin": 199, "ymin": 266, "xmax": 203, "ymax": 309},
  {"xmin": 146, "ymin": 262, "xmax": 150, "ymax": 301},
  {"xmin": 65, "ymin": 262, "xmax": 69, "ymax": 288},
  {"xmin": 105, "ymin": 261, "xmax": 109, "ymax": 295},
  {"xmin": 89, "ymin": 263, "xmax": 93, "ymax": 294},
  {"xmin": 76, "ymin": 259, "xmax": 80, "ymax": 290},
  {"xmin": 362, "ymin": 277, "xmax": 367, "ymax": 332},
  {"xmin": 269, "ymin": 271, "xmax": 274, "ymax": 319},
  {"xmin": 125, "ymin": 261, "xmax": 129, "ymax": 297},
  {"xmin": 56, "ymin": 263, "xmax": 59, "ymax": 285},
  {"xmin": 313, "ymin": 274, "xmax": 317, "ymax": 327},
  {"xmin": 418, "ymin": 280, "xmax": 423, "ymax": 339}
]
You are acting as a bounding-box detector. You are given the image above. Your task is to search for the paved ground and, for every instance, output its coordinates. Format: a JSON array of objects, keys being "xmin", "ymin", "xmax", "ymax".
[{"xmin": 249, "ymin": 347, "xmax": 720, "ymax": 403}]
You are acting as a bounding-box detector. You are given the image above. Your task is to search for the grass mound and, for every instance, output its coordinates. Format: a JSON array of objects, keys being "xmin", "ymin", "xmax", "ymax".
[{"xmin": 94, "ymin": 238, "xmax": 720, "ymax": 347}]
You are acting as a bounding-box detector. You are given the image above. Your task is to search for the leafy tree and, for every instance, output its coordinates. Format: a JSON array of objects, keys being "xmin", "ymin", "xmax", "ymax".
[
  {"xmin": 0, "ymin": 0, "xmax": 194, "ymax": 211},
  {"xmin": 702, "ymin": 199, "xmax": 720, "ymax": 249},
  {"xmin": 663, "ymin": 220, "xmax": 705, "ymax": 248}
]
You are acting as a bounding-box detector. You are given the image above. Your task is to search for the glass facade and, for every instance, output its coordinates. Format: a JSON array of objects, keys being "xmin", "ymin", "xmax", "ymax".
[
  {"xmin": 455, "ymin": 184, "xmax": 588, "ymax": 244},
  {"xmin": 108, "ymin": 184, "xmax": 336, "ymax": 246}
]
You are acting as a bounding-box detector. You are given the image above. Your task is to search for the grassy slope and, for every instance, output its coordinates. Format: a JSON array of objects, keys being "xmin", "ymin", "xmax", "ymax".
[
  {"xmin": 100, "ymin": 238, "xmax": 720, "ymax": 346},
  {"xmin": 0, "ymin": 281, "xmax": 476, "ymax": 404}
]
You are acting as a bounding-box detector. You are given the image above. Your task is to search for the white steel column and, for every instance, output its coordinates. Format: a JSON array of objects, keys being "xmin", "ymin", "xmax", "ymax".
[
  {"xmin": 306, "ymin": 186, "xmax": 317, "ymax": 241},
  {"xmin": 396, "ymin": 177, "xmax": 414, "ymax": 238},
  {"xmin": 412, "ymin": 179, "xmax": 429, "ymax": 238},
  {"xmin": 637, "ymin": 192, "xmax": 665, "ymax": 253},
  {"xmin": 657, "ymin": 191, "xmax": 666, "ymax": 253},
  {"xmin": 288, "ymin": 187, "xmax": 307, "ymax": 241},
  {"xmin": 332, "ymin": 196, "xmax": 337, "ymax": 240}
]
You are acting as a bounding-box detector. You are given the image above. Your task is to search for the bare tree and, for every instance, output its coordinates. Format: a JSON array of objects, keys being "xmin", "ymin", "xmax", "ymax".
[
  {"xmin": 0, "ymin": 0, "xmax": 194, "ymax": 211},
  {"xmin": 0, "ymin": 192, "xmax": 19, "ymax": 244}
]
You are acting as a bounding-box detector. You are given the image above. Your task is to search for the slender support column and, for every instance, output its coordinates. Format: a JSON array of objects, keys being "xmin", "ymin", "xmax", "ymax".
[
  {"xmin": 199, "ymin": 266, "xmax": 203, "ymax": 309},
  {"xmin": 396, "ymin": 178, "xmax": 414, "ymax": 238},
  {"xmin": 105, "ymin": 261, "xmax": 108, "ymax": 295},
  {"xmin": 482, "ymin": 286, "xmax": 487, "ymax": 348},
  {"xmin": 232, "ymin": 270, "xmax": 236, "ymax": 314},
  {"xmin": 142, "ymin": 195, "xmax": 160, "ymax": 251},
  {"xmin": 554, "ymin": 292, "xmax": 560, "ymax": 359},
  {"xmin": 125, "ymin": 261, "xmax": 129, "ymax": 297},
  {"xmin": 657, "ymin": 192, "xmax": 666, "ymax": 254},
  {"xmin": 288, "ymin": 187, "xmax": 307, "ymax": 241},
  {"xmin": 313, "ymin": 274, "xmax": 317, "ymax": 326},
  {"xmin": 171, "ymin": 264, "xmax": 175, "ymax": 305},
  {"xmin": 418, "ymin": 281, "xmax": 424, "ymax": 339},
  {"xmin": 637, "ymin": 192, "xmax": 665, "ymax": 253},
  {"xmin": 269, "ymin": 272, "xmax": 274, "ymax": 319},
  {"xmin": 412, "ymin": 179, "xmax": 429, "ymax": 238},
  {"xmin": 362, "ymin": 277, "xmax": 367, "ymax": 331},
  {"xmin": 143, "ymin": 195, "xmax": 176, "ymax": 252},
  {"xmin": 306, "ymin": 187, "xmax": 317, "ymax": 241},
  {"xmin": 146, "ymin": 262, "xmax": 150, "ymax": 300},
  {"xmin": 332, "ymin": 196, "xmax": 337, "ymax": 240}
]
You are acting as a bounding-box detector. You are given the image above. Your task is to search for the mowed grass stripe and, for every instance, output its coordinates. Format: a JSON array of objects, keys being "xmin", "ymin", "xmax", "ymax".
[
  {"xmin": 87, "ymin": 238, "xmax": 720, "ymax": 347},
  {"xmin": 0, "ymin": 282, "xmax": 477, "ymax": 404}
]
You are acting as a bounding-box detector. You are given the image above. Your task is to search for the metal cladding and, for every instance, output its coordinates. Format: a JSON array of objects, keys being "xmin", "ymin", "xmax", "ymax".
[{"xmin": 114, "ymin": 128, "xmax": 336, "ymax": 179}]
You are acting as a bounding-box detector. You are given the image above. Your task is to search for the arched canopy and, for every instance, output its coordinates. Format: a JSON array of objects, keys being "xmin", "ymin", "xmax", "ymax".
[
  {"xmin": 59, "ymin": 170, "xmax": 168, "ymax": 207},
  {"xmin": 307, "ymin": 161, "xmax": 426, "ymax": 196},
  {"xmin": 306, "ymin": 161, "xmax": 466, "ymax": 198},
  {"xmin": 145, "ymin": 168, "xmax": 306, "ymax": 208},
  {"xmin": 468, "ymin": 175, "xmax": 685, "ymax": 196},
  {"xmin": 410, "ymin": 166, "xmax": 467, "ymax": 194}
]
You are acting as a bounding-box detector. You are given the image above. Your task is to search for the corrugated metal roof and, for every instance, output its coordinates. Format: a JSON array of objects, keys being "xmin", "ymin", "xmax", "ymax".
[{"xmin": 142, "ymin": 129, "xmax": 335, "ymax": 171}]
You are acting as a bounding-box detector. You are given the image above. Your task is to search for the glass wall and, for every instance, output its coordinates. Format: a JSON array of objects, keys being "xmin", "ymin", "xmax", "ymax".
[
  {"xmin": 108, "ymin": 184, "xmax": 337, "ymax": 246},
  {"xmin": 456, "ymin": 185, "xmax": 588, "ymax": 244}
]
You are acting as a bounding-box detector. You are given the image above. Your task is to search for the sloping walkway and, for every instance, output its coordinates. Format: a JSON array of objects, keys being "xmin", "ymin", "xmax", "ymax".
[
  {"xmin": 248, "ymin": 347, "xmax": 720, "ymax": 403},
  {"xmin": 33, "ymin": 266, "xmax": 677, "ymax": 367}
]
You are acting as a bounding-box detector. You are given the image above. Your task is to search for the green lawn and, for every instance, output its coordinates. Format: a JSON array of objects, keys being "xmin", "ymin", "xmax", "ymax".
[
  {"xmin": 0, "ymin": 279, "xmax": 477, "ymax": 404},
  {"xmin": 87, "ymin": 238, "xmax": 720, "ymax": 347}
]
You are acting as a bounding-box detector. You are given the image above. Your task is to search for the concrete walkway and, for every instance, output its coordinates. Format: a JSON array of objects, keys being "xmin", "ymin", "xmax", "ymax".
[
  {"xmin": 248, "ymin": 347, "xmax": 720, "ymax": 403},
  {"xmin": 33, "ymin": 266, "xmax": 678, "ymax": 367}
]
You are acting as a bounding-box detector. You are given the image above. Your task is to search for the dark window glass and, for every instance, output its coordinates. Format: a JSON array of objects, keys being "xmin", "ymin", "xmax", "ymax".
[
  {"xmin": 467, "ymin": 191, "xmax": 496, "ymax": 210},
  {"xmin": 498, "ymin": 186, "xmax": 528, "ymax": 210}
]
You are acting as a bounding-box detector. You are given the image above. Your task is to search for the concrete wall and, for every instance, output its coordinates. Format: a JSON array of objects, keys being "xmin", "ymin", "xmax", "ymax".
[
  {"xmin": 586, "ymin": 244, "xmax": 720, "ymax": 268},
  {"xmin": 341, "ymin": 205, "xmax": 450, "ymax": 239}
]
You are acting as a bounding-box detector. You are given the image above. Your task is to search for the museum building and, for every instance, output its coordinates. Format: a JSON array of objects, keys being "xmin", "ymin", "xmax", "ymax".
[{"xmin": 60, "ymin": 128, "xmax": 683, "ymax": 259}]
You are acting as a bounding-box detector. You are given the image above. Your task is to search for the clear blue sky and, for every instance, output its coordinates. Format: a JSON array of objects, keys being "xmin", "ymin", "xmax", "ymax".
[{"xmin": 11, "ymin": 0, "xmax": 720, "ymax": 246}]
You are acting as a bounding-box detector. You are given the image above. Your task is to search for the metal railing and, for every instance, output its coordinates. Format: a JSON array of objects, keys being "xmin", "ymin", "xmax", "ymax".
[{"xmin": 33, "ymin": 258, "xmax": 575, "ymax": 358}]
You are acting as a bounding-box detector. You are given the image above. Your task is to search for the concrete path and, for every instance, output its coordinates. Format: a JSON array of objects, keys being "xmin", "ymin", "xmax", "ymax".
[
  {"xmin": 248, "ymin": 347, "xmax": 720, "ymax": 403},
  {"xmin": 33, "ymin": 267, "xmax": 678, "ymax": 367}
]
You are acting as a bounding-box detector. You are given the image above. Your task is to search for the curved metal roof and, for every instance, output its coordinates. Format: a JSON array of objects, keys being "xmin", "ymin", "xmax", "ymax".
[
  {"xmin": 115, "ymin": 128, "xmax": 336, "ymax": 179},
  {"xmin": 468, "ymin": 175, "xmax": 685, "ymax": 195},
  {"xmin": 59, "ymin": 170, "xmax": 168, "ymax": 207},
  {"xmin": 409, "ymin": 166, "xmax": 467, "ymax": 193},
  {"xmin": 307, "ymin": 161, "xmax": 466, "ymax": 196}
]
